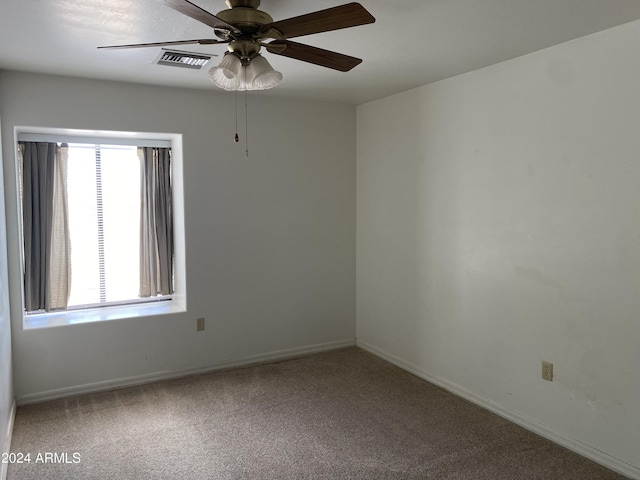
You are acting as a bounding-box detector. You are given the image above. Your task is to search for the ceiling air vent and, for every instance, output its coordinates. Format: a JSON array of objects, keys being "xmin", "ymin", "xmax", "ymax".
[{"xmin": 154, "ymin": 49, "xmax": 216, "ymax": 70}]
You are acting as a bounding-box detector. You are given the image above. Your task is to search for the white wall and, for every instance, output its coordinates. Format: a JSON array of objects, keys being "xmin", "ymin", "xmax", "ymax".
[
  {"xmin": 0, "ymin": 71, "xmax": 356, "ymax": 400},
  {"xmin": 357, "ymin": 19, "xmax": 640, "ymax": 478},
  {"xmin": 0, "ymin": 118, "xmax": 15, "ymax": 478}
]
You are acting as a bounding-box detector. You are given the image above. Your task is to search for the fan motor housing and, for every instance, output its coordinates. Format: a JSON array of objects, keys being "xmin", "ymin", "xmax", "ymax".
[{"xmin": 217, "ymin": 7, "xmax": 273, "ymax": 33}]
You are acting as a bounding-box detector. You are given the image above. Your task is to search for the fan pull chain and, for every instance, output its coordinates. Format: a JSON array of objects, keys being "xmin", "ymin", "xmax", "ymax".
[
  {"xmin": 245, "ymin": 89, "xmax": 249, "ymax": 159},
  {"xmin": 234, "ymin": 91, "xmax": 239, "ymax": 143}
]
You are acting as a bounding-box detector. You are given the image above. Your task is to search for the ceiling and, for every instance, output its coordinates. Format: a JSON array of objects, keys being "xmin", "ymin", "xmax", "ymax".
[{"xmin": 1, "ymin": 0, "xmax": 640, "ymax": 105}]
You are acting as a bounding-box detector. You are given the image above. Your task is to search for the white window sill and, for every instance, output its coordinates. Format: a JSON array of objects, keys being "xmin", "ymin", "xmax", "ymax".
[{"xmin": 23, "ymin": 300, "xmax": 185, "ymax": 330}]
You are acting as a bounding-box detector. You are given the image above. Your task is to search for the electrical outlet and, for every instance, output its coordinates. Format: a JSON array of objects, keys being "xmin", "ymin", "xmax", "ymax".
[
  {"xmin": 542, "ymin": 361, "xmax": 553, "ymax": 381},
  {"xmin": 196, "ymin": 317, "xmax": 205, "ymax": 332}
]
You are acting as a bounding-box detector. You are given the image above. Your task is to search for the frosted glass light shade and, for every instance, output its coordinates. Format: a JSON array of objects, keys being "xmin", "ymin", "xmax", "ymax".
[
  {"xmin": 247, "ymin": 54, "xmax": 282, "ymax": 90},
  {"xmin": 208, "ymin": 53, "xmax": 282, "ymax": 91},
  {"xmin": 218, "ymin": 52, "xmax": 243, "ymax": 79},
  {"xmin": 208, "ymin": 53, "xmax": 243, "ymax": 90}
]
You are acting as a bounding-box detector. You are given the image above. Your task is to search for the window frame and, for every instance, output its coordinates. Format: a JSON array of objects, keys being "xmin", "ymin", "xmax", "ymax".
[{"xmin": 14, "ymin": 126, "xmax": 187, "ymax": 330}]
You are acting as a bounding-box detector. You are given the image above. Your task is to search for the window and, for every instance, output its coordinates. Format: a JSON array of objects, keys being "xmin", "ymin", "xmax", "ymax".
[{"xmin": 16, "ymin": 129, "xmax": 184, "ymax": 325}]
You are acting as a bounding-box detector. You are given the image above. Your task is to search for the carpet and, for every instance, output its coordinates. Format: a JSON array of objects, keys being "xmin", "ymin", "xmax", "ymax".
[{"xmin": 7, "ymin": 347, "xmax": 628, "ymax": 479}]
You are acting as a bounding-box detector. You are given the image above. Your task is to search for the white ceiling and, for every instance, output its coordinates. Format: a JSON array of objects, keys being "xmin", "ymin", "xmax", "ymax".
[{"xmin": 2, "ymin": 0, "xmax": 640, "ymax": 105}]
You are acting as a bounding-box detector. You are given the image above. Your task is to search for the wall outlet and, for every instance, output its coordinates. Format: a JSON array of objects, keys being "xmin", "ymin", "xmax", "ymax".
[
  {"xmin": 542, "ymin": 361, "xmax": 553, "ymax": 381},
  {"xmin": 196, "ymin": 317, "xmax": 205, "ymax": 332}
]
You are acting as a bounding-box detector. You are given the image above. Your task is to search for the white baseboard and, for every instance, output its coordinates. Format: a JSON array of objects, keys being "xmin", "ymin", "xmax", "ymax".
[
  {"xmin": 357, "ymin": 339, "xmax": 640, "ymax": 480},
  {"xmin": 1, "ymin": 400, "xmax": 16, "ymax": 480},
  {"xmin": 17, "ymin": 339, "xmax": 355, "ymax": 406}
]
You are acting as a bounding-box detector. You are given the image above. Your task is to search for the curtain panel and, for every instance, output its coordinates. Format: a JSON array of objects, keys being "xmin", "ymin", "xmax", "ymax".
[
  {"xmin": 138, "ymin": 147, "xmax": 174, "ymax": 297},
  {"xmin": 19, "ymin": 142, "xmax": 71, "ymax": 312}
]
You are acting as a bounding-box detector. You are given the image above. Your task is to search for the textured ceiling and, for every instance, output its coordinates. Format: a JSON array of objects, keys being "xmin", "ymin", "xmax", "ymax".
[{"xmin": 2, "ymin": 0, "xmax": 640, "ymax": 105}]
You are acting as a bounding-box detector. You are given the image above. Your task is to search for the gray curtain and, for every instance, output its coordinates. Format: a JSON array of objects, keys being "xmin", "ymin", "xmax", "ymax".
[
  {"xmin": 20, "ymin": 142, "xmax": 70, "ymax": 311},
  {"xmin": 139, "ymin": 147, "xmax": 174, "ymax": 297}
]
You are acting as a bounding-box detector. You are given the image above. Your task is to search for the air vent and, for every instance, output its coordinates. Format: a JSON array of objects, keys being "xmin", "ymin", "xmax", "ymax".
[{"xmin": 154, "ymin": 49, "xmax": 216, "ymax": 70}]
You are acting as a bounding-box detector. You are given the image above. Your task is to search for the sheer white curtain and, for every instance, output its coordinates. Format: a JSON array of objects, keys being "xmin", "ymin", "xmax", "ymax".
[
  {"xmin": 48, "ymin": 145, "xmax": 71, "ymax": 309},
  {"xmin": 138, "ymin": 147, "xmax": 174, "ymax": 297},
  {"xmin": 19, "ymin": 142, "xmax": 71, "ymax": 311}
]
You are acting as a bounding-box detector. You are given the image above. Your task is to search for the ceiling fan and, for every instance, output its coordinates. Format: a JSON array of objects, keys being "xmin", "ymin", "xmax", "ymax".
[{"xmin": 99, "ymin": 0, "xmax": 376, "ymax": 90}]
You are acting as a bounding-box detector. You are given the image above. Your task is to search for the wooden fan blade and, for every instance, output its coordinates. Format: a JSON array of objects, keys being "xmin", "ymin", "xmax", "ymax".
[
  {"xmin": 266, "ymin": 40, "xmax": 362, "ymax": 72},
  {"xmin": 259, "ymin": 2, "xmax": 375, "ymax": 39},
  {"xmin": 164, "ymin": 0, "xmax": 240, "ymax": 33},
  {"xmin": 98, "ymin": 39, "xmax": 227, "ymax": 50}
]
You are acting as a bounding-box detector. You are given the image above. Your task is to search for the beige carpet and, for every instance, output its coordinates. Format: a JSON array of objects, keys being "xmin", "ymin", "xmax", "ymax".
[{"xmin": 7, "ymin": 348, "xmax": 628, "ymax": 479}]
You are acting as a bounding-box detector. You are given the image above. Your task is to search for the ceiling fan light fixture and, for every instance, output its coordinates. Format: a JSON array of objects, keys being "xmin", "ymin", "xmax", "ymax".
[{"xmin": 208, "ymin": 52, "xmax": 281, "ymax": 91}]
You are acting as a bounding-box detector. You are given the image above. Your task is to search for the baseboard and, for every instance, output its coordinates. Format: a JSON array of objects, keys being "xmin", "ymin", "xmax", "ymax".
[
  {"xmin": 17, "ymin": 339, "xmax": 355, "ymax": 406},
  {"xmin": 357, "ymin": 339, "xmax": 640, "ymax": 480},
  {"xmin": 1, "ymin": 400, "xmax": 16, "ymax": 480}
]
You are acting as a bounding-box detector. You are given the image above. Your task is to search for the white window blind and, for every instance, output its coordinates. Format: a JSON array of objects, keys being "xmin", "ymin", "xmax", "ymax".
[{"xmin": 65, "ymin": 143, "xmax": 149, "ymax": 308}]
